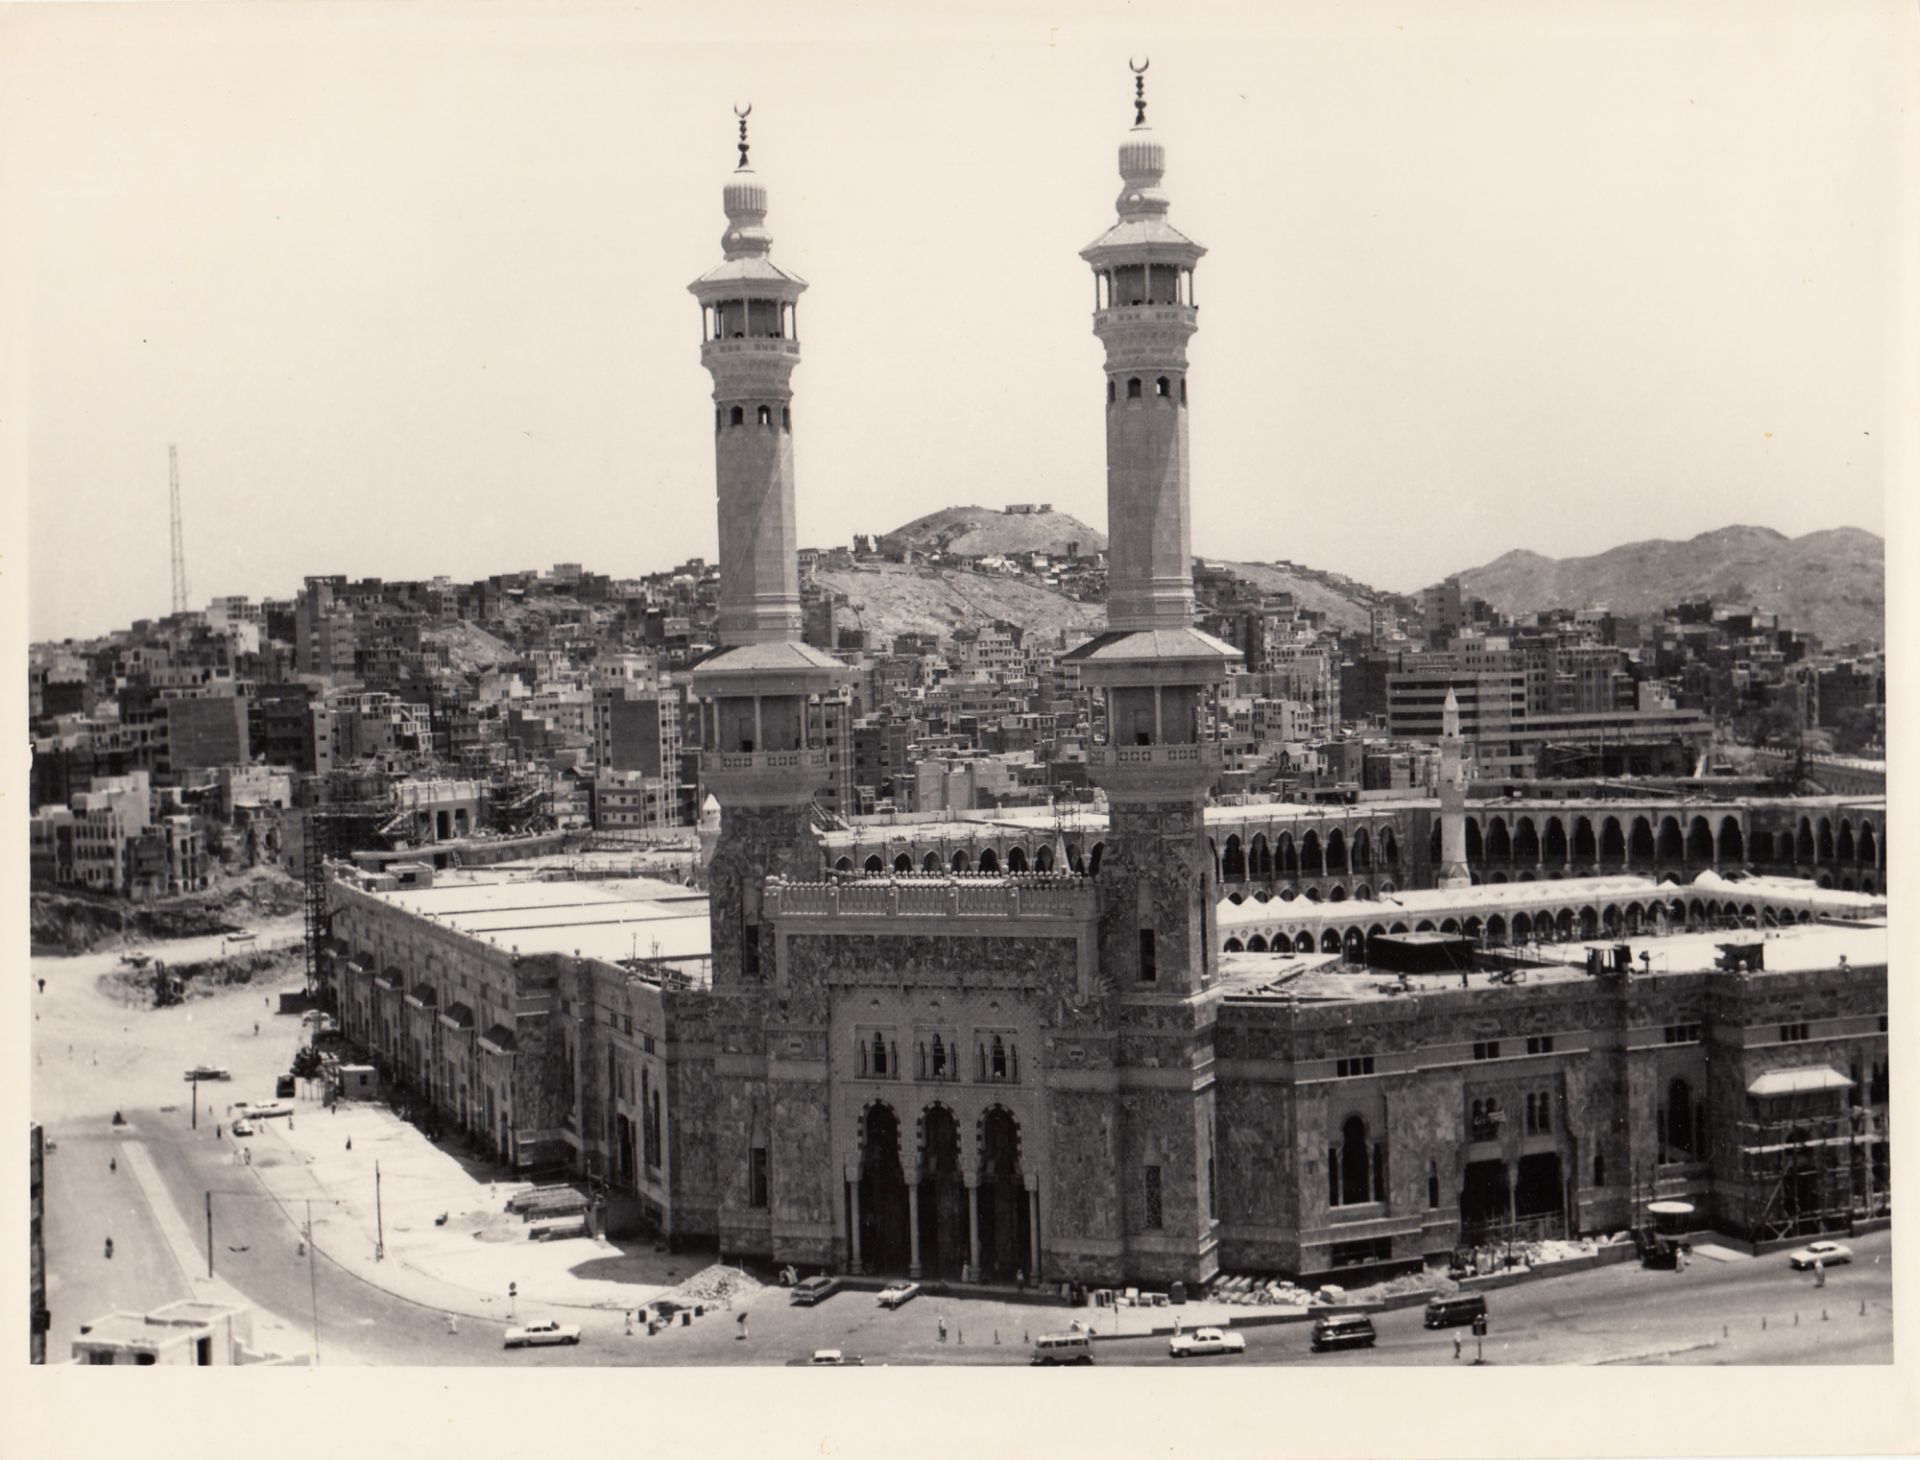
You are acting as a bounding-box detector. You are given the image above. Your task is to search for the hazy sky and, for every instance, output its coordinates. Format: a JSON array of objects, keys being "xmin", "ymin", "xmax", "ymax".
[{"xmin": 7, "ymin": 0, "xmax": 1906, "ymax": 643}]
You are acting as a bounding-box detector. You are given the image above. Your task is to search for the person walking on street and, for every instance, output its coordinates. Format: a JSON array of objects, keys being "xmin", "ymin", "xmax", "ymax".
[
  {"xmin": 938, "ymin": 1315, "xmax": 948, "ymax": 1343},
  {"xmin": 1453, "ymin": 1334, "xmax": 1462, "ymax": 1361},
  {"xmin": 109, "ymin": 1156, "xmax": 116, "ymax": 1173}
]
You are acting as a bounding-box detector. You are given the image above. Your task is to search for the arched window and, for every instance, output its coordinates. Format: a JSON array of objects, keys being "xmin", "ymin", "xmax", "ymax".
[
  {"xmin": 756, "ymin": 405, "xmax": 772, "ymax": 428},
  {"xmin": 781, "ymin": 406, "xmax": 792, "ymax": 431},
  {"xmin": 991, "ymin": 1035, "xmax": 1007, "ymax": 1080},
  {"xmin": 931, "ymin": 1033, "xmax": 946, "ymax": 1078},
  {"xmin": 871, "ymin": 1031, "xmax": 888, "ymax": 1078},
  {"xmin": 1180, "ymin": 378, "xmax": 1188, "ymax": 404},
  {"xmin": 729, "ymin": 405, "xmax": 744, "ymax": 427},
  {"xmin": 864, "ymin": 855, "xmax": 883, "ymax": 874},
  {"xmin": 1155, "ymin": 375, "xmax": 1170, "ymax": 397},
  {"xmin": 1126, "ymin": 377, "xmax": 1143, "ymax": 399}
]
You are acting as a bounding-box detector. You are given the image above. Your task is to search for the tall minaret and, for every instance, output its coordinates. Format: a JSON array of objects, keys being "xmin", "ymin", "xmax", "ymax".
[
  {"xmin": 1436, "ymin": 687, "xmax": 1472, "ymax": 889},
  {"xmin": 686, "ymin": 105, "xmax": 846, "ymax": 822},
  {"xmin": 688, "ymin": 108, "xmax": 847, "ymax": 1268},
  {"xmin": 1065, "ymin": 63, "xmax": 1240, "ymax": 1289},
  {"xmin": 1069, "ymin": 61, "xmax": 1241, "ymax": 995}
]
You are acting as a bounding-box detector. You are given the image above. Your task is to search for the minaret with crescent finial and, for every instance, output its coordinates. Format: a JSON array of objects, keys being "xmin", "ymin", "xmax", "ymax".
[
  {"xmin": 1063, "ymin": 61, "xmax": 1238, "ymax": 1291},
  {"xmin": 1069, "ymin": 60, "xmax": 1241, "ymax": 994},
  {"xmin": 687, "ymin": 106, "xmax": 848, "ymax": 1270},
  {"xmin": 687, "ymin": 107, "xmax": 845, "ymax": 947}
]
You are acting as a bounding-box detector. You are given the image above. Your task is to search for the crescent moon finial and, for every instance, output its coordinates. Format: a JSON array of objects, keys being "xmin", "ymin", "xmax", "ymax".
[
  {"xmin": 734, "ymin": 104, "xmax": 752, "ymax": 170},
  {"xmin": 1129, "ymin": 57, "xmax": 1149, "ymax": 125},
  {"xmin": 734, "ymin": 102, "xmax": 753, "ymax": 119},
  {"xmin": 1129, "ymin": 56, "xmax": 1149, "ymax": 75}
]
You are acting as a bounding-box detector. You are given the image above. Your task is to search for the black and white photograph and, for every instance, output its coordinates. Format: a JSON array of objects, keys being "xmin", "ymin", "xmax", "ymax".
[{"xmin": 6, "ymin": 1, "xmax": 1913, "ymax": 1456}]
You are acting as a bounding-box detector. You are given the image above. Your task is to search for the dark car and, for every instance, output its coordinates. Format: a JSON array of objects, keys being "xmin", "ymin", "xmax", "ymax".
[
  {"xmin": 1309, "ymin": 1313, "xmax": 1377, "ymax": 1353},
  {"xmin": 1423, "ymin": 1293, "xmax": 1487, "ymax": 1329}
]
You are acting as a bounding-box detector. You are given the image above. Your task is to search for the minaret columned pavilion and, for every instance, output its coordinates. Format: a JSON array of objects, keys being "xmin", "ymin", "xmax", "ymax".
[
  {"xmin": 688, "ymin": 109, "xmax": 847, "ymax": 1259},
  {"xmin": 1066, "ymin": 62, "xmax": 1241, "ymax": 1285}
]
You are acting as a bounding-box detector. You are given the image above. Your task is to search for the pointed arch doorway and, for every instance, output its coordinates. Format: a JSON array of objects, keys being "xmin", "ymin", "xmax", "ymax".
[
  {"xmin": 976, "ymin": 1106, "xmax": 1033, "ymax": 1282},
  {"xmin": 855, "ymin": 1103, "xmax": 911, "ymax": 1276}
]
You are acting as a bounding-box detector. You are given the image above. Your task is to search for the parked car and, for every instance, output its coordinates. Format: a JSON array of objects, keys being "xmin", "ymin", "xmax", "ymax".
[
  {"xmin": 183, "ymin": 1066, "xmax": 231, "ymax": 1082},
  {"xmin": 1787, "ymin": 1241, "xmax": 1853, "ymax": 1270},
  {"xmin": 790, "ymin": 1275, "xmax": 841, "ymax": 1306},
  {"xmin": 1423, "ymin": 1293, "xmax": 1488, "ymax": 1329},
  {"xmin": 245, "ymin": 1101, "xmax": 293, "ymax": 1120},
  {"xmin": 1309, "ymin": 1313, "xmax": 1377, "ymax": 1353},
  {"xmin": 1169, "ymin": 1326, "xmax": 1246, "ymax": 1359},
  {"xmin": 788, "ymin": 1349, "xmax": 863, "ymax": 1366},
  {"xmin": 876, "ymin": 1281, "xmax": 920, "ymax": 1309},
  {"xmin": 504, "ymin": 1319, "xmax": 581, "ymax": 1349},
  {"xmin": 230, "ymin": 1119, "xmax": 255, "ymax": 1136}
]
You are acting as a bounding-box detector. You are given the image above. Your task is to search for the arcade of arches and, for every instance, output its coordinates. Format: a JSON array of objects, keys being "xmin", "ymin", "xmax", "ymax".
[{"xmin": 849, "ymin": 1102, "xmax": 1037, "ymax": 1282}]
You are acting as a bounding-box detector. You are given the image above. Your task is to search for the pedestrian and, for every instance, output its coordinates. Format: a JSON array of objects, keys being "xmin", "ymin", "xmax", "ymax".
[
  {"xmin": 1453, "ymin": 1334, "xmax": 1462, "ymax": 1361},
  {"xmin": 255, "ymin": 1022, "xmax": 260, "ymax": 1036},
  {"xmin": 938, "ymin": 1315, "xmax": 948, "ymax": 1342},
  {"xmin": 625, "ymin": 1311, "xmax": 634, "ymax": 1336},
  {"xmin": 736, "ymin": 1313, "xmax": 748, "ymax": 1341},
  {"xmin": 37, "ymin": 977, "xmax": 45, "ymax": 993},
  {"xmin": 245, "ymin": 1148, "xmax": 253, "ymax": 1166},
  {"xmin": 216, "ymin": 1125, "xmax": 222, "ymax": 1140},
  {"xmin": 346, "ymin": 1136, "xmax": 352, "ymax": 1151},
  {"xmin": 109, "ymin": 1156, "xmax": 116, "ymax": 1173}
]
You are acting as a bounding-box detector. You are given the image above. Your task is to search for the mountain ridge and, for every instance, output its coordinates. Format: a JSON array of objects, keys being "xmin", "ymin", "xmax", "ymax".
[{"xmin": 1442, "ymin": 525, "xmax": 1883, "ymax": 645}]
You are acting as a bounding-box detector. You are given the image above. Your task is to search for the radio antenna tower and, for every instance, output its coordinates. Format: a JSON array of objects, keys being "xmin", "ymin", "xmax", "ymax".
[{"xmin": 168, "ymin": 444, "xmax": 190, "ymax": 615}]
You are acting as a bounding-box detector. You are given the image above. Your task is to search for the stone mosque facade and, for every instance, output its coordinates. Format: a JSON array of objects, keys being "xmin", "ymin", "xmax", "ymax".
[{"xmin": 327, "ymin": 79, "xmax": 1890, "ymax": 1289}]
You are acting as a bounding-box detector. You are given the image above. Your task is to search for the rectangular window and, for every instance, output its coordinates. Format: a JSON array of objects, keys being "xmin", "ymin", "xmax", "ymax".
[
  {"xmin": 1779, "ymin": 1022, "xmax": 1810, "ymax": 1043},
  {"xmin": 1138, "ymin": 929, "xmax": 1157, "ymax": 982},
  {"xmin": 748, "ymin": 1147, "xmax": 769, "ymax": 1209},
  {"xmin": 1473, "ymin": 1040, "xmax": 1501, "ymax": 1061},
  {"xmin": 1526, "ymin": 1035, "xmax": 1554, "ymax": 1055},
  {"xmin": 1335, "ymin": 1056, "xmax": 1376, "ymax": 1078},
  {"xmin": 1142, "ymin": 1165, "xmax": 1163, "ymax": 1230},
  {"xmin": 1663, "ymin": 1023, "xmax": 1702, "ymax": 1044}
]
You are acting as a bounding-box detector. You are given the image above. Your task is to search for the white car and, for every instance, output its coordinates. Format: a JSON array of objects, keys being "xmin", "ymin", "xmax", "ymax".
[
  {"xmin": 1787, "ymin": 1240, "xmax": 1853, "ymax": 1270},
  {"xmin": 245, "ymin": 1101, "xmax": 293, "ymax": 1120},
  {"xmin": 1168, "ymin": 1326, "xmax": 1246, "ymax": 1358},
  {"xmin": 230, "ymin": 1119, "xmax": 255, "ymax": 1136},
  {"xmin": 876, "ymin": 1281, "xmax": 920, "ymax": 1309},
  {"xmin": 503, "ymin": 1319, "xmax": 581, "ymax": 1348}
]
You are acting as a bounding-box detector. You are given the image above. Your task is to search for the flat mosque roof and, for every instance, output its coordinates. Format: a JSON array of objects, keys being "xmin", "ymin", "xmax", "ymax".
[{"xmin": 369, "ymin": 873, "xmax": 713, "ymax": 965}]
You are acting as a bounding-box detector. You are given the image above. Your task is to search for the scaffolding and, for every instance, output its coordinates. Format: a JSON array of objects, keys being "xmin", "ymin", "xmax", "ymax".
[
  {"xmin": 1733, "ymin": 1111, "xmax": 1859, "ymax": 1243},
  {"xmin": 300, "ymin": 800, "xmax": 400, "ymax": 1001}
]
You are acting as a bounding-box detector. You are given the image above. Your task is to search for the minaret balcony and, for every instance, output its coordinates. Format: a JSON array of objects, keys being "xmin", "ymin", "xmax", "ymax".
[
  {"xmin": 1094, "ymin": 304, "xmax": 1197, "ymax": 330},
  {"xmin": 1085, "ymin": 740, "xmax": 1223, "ymax": 800},
  {"xmin": 702, "ymin": 337, "xmax": 801, "ymax": 362},
  {"xmin": 701, "ymin": 747, "xmax": 832, "ymax": 808}
]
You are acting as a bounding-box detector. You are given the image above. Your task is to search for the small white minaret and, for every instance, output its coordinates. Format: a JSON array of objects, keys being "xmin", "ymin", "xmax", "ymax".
[{"xmin": 1437, "ymin": 687, "xmax": 1471, "ymax": 890}]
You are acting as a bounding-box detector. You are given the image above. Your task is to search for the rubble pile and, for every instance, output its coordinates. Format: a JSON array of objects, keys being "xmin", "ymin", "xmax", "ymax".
[{"xmin": 666, "ymin": 1263, "xmax": 765, "ymax": 1305}]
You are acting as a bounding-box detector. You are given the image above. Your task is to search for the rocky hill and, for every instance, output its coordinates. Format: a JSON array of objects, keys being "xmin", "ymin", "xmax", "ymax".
[
  {"xmin": 1447, "ymin": 525, "xmax": 1884, "ymax": 646},
  {"xmin": 877, "ymin": 505, "xmax": 1106, "ymax": 560},
  {"xmin": 1212, "ymin": 561, "xmax": 1376, "ymax": 634},
  {"xmin": 812, "ymin": 561, "xmax": 1104, "ymax": 649}
]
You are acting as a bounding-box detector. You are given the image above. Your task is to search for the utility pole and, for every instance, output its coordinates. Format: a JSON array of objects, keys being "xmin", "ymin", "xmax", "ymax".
[
  {"xmin": 192, "ymin": 1077, "xmax": 198, "ymax": 1130},
  {"xmin": 205, "ymin": 1192, "xmax": 214, "ymax": 1279},
  {"xmin": 375, "ymin": 1161, "xmax": 385, "ymax": 1260},
  {"xmin": 306, "ymin": 1199, "xmax": 321, "ymax": 1366},
  {"xmin": 168, "ymin": 444, "xmax": 190, "ymax": 616}
]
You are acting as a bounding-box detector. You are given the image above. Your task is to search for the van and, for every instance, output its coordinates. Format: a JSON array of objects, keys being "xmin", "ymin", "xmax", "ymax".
[
  {"xmin": 1423, "ymin": 1293, "xmax": 1487, "ymax": 1329},
  {"xmin": 789, "ymin": 1275, "xmax": 841, "ymax": 1307},
  {"xmin": 1309, "ymin": 1313, "xmax": 1377, "ymax": 1353},
  {"xmin": 1031, "ymin": 1331, "xmax": 1094, "ymax": 1365}
]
